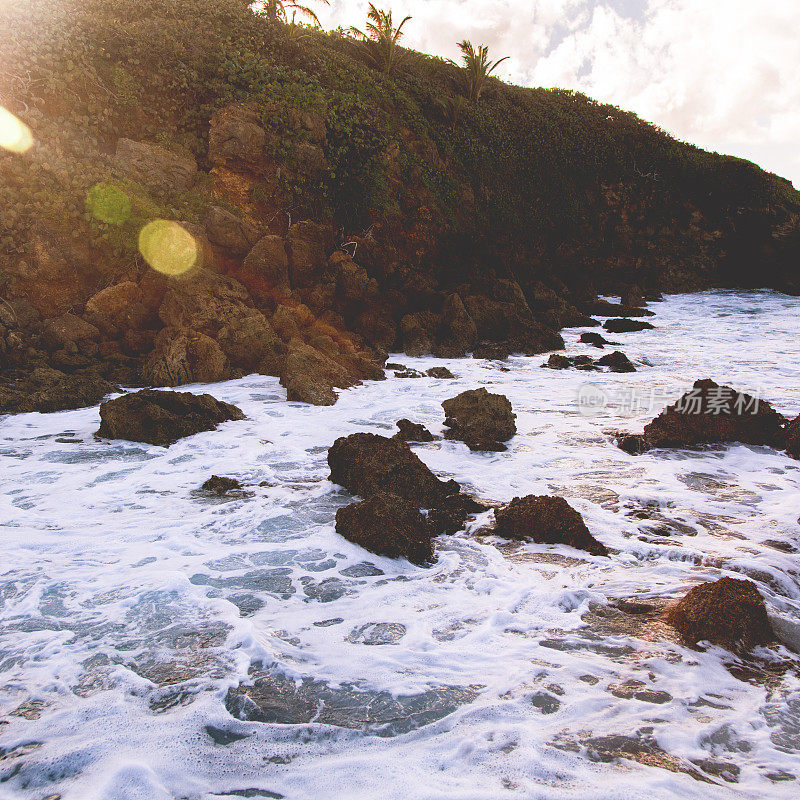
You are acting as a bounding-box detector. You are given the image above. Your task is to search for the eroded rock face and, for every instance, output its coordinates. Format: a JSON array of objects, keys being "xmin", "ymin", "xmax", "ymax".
[
  {"xmin": 580, "ymin": 332, "xmax": 614, "ymax": 348},
  {"xmin": 493, "ymin": 495, "xmax": 609, "ymax": 556},
  {"xmin": 114, "ymin": 138, "xmax": 198, "ymax": 195},
  {"xmin": 434, "ymin": 293, "xmax": 477, "ymax": 358},
  {"xmin": 204, "ymin": 206, "xmax": 261, "ymax": 255},
  {"xmin": 285, "ymin": 221, "xmax": 334, "ymax": 289},
  {"xmin": 335, "ymin": 492, "xmax": 435, "ymax": 565},
  {"xmin": 208, "ymin": 105, "xmax": 267, "ymax": 168},
  {"xmin": 618, "ymin": 379, "xmax": 787, "ymax": 454},
  {"xmin": 42, "ymin": 314, "xmax": 100, "ymax": 353},
  {"xmin": 328, "ymin": 432, "xmax": 459, "ymax": 507},
  {"xmin": 785, "ymin": 414, "xmax": 800, "ymax": 459},
  {"xmin": 0, "ymin": 367, "xmax": 116, "ymax": 414},
  {"xmin": 661, "ymin": 577, "xmax": 774, "ymax": 652},
  {"xmin": 603, "ymin": 318, "xmax": 655, "ymax": 333},
  {"xmin": 141, "ymin": 327, "xmax": 230, "ymax": 386},
  {"xmin": 441, "ymin": 388, "xmax": 516, "ymax": 451},
  {"xmin": 242, "ymin": 235, "xmax": 291, "ymax": 296},
  {"xmin": 84, "ymin": 281, "xmax": 148, "ymax": 338},
  {"xmin": 97, "ymin": 389, "xmax": 244, "ymax": 446}
]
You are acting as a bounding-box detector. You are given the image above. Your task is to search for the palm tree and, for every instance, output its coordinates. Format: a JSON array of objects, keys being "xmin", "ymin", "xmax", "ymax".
[
  {"xmin": 350, "ymin": 4, "xmax": 412, "ymax": 75},
  {"xmin": 258, "ymin": 0, "xmax": 329, "ymax": 27},
  {"xmin": 455, "ymin": 40, "xmax": 509, "ymax": 102}
]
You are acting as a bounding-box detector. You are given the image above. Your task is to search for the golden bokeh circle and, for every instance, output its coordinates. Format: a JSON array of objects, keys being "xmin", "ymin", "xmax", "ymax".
[{"xmin": 138, "ymin": 220, "xmax": 198, "ymax": 276}]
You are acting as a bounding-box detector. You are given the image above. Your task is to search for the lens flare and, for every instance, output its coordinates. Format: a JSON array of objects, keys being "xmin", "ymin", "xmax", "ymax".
[
  {"xmin": 87, "ymin": 183, "xmax": 132, "ymax": 225},
  {"xmin": 0, "ymin": 107, "xmax": 33, "ymax": 153},
  {"xmin": 138, "ymin": 220, "xmax": 198, "ymax": 276}
]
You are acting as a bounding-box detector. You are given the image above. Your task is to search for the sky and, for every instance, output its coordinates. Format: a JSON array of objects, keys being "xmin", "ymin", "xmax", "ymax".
[{"xmin": 315, "ymin": 0, "xmax": 800, "ymax": 187}]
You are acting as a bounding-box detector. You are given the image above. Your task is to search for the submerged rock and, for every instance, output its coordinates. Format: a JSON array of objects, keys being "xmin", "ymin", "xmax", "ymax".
[
  {"xmin": 603, "ymin": 318, "xmax": 655, "ymax": 333},
  {"xmin": 618, "ymin": 379, "xmax": 787, "ymax": 454},
  {"xmin": 427, "ymin": 493, "xmax": 490, "ymax": 536},
  {"xmin": 328, "ymin": 433, "xmax": 458, "ymax": 507},
  {"xmin": 441, "ymin": 388, "xmax": 516, "ymax": 451},
  {"xmin": 97, "ymin": 389, "xmax": 244, "ymax": 446},
  {"xmin": 394, "ymin": 419, "xmax": 435, "ymax": 442},
  {"xmin": 201, "ymin": 475, "xmax": 243, "ymax": 495},
  {"xmin": 493, "ymin": 495, "xmax": 609, "ymax": 556},
  {"xmin": 225, "ymin": 669, "xmax": 477, "ymax": 737},
  {"xmin": 0, "ymin": 367, "xmax": 117, "ymax": 414},
  {"xmin": 335, "ymin": 492, "xmax": 435, "ymax": 565},
  {"xmin": 580, "ymin": 332, "xmax": 614, "ymax": 348},
  {"xmin": 661, "ymin": 577, "xmax": 774, "ymax": 652},
  {"xmin": 426, "ymin": 366, "xmax": 455, "ymax": 379}
]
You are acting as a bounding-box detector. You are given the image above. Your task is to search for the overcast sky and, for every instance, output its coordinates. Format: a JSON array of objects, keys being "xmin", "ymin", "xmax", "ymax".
[{"xmin": 315, "ymin": 0, "xmax": 800, "ymax": 187}]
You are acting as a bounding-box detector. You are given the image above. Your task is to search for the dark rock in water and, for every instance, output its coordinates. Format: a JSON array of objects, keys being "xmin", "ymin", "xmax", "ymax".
[
  {"xmin": 328, "ymin": 432, "xmax": 459, "ymax": 506},
  {"xmin": 97, "ymin": 389, "xmax": 244, "ymax": 446},
  {"xmin": 581, "ymin": 299, "xmax": 654, "ymax": 318},
  {"xmin": 661, "ymin": 577, "xmax": 774, "ymax": 652},
  {"xmin": 201, "ymin": 475, "xmax": 243, "ymax": 495},
  {"xmin": 441, "ymin": 388, "xmax": 516, "ymax": 451},
  {"xmin": 225, "ymin": 669, "xmax": 477, "ymax": 737},
  {"xmin": 785, "ymin": 414, "xmax": 800, "ymax": 459},
  {"xmin": 604, "ymin": 318, "xmax": 655, "ymax": 333},
  {"xmin": 493, "ymin": 495, "xmax": 609, "ymax": 556},
  {"xmin": 544, "ymin": 354, "xmax": 572, "ymax": 370},
  {"xmin": 394, "ymin": 368, "xmax": 423, "ymax": 379},
  {"xmin": 0, "ymin": 367, "xmax": 117, "ymax": 414},
  {"xmin": 394, "ymin": 419, "xmax": 435, "ymax": 442},
  {"xmin": 618, "ymin": 379, "xmax": 787, "ymax": 454},
  {"xmin": 580, "ymin": 332, "xmax": 614, "ymax": 348},
  {"xmin": 335, "ymin": 492, "xmax": 435, "ymax": 564},
  {"xmin": 472, "ymin": 341, "xmax": 512, "ymax": 360},
  {"xmin": 427, "ymin": 493, "xmax": 490, "ymax": 535},
  {"xmin": 426, "ymin": 366, "xmax": 455, "ymax": 379},
  {"xmin": 433, "ymin": 293, "xmax": 477, "ymax": 358},
  {"xmin": 596, "ymin": 351, "xmax": 636, "ymax": 373}
]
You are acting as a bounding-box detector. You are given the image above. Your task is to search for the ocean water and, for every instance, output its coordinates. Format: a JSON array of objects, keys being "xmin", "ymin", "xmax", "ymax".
[{"xmin": 1, "ymin": 289, "xmax": 799, "ymax": 800}]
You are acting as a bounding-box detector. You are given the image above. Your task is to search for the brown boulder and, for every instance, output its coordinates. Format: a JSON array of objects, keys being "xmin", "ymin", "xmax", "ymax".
[
  {"xmin": 0, "ymin": 367, "xmax": 117, "ymax": 414},
  {"xmin": 204, "ymin": 207, "xmax": 262, "ymax": 255},
  {"xmin": 335, "ymin": 492, "xmax": 435, "ymax": 565},
  {"xmin": 280, "ymin": 339, "xmax": 352, "ymax": 405},
  {"xmin": 442, "ymin": 388, "xmax": 516, "ymax": 451},
  {"xmin": 114, "ymin": 138, "xmax": 197, "ymax": 195},
  {"xmin": 618, "ymin": 380, "xmax": 787, "ymax": 454},
  {"xmin": 243, "ymin": 235, "xmax": 291, "ymax": 296},
  {"xmin": 97, "ymin": 389, "xmax": 244, "ymax": 446},
  {"xmin": 42, "ymin": 314, "xmax": 100, "ymax": 354},
  {"xmin": 493, "ymin": 495, "xmax": 609, "ymax": 556},
  {"xmin": 141, "ymin": 328, "xmax": 230, "ymax": 386},
  {"xmin": 661, "ymin": 577, "xmax": 774, "ymax": 652},
  {"xmin": 328, "ymin": 432, "xmax": 459, "ymax": 507},
  {"xmin": 84, "ymin": 282, "xmax": 149, "ymax": 337},
  {"xmin": 208, "ymin": 105, "xmax": 267, "ymax": 168}
]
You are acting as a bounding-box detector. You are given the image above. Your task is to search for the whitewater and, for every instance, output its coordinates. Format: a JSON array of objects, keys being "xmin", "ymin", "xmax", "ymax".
[{"xmin": 1, "ymin": 289, "xmax": 799, "ymax": 799}]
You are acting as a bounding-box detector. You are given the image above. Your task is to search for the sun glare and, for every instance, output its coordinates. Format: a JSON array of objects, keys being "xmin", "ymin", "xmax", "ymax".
[
  {"xmin": 138, "ymin": 220, "xmax": 198, "ymax": 276},
  {"xmin": 0, "ymin": 106, "xmax": 33, "ymax": 153}
]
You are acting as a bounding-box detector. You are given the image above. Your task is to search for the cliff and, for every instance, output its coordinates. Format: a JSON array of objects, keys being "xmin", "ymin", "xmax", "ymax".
[{"xmin": 1, "ymin": 0, "xmax": 799, "ymax": 406}]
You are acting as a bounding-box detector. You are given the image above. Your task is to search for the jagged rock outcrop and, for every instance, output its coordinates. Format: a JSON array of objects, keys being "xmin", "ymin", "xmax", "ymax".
[
  {"xmin": 618, "ymin": 379, "xmax": 787, "ymax": 453},
  {"xmin": 208, "ymin": 105, "xmax": 267, "ymax": 168},
  {"xmin": 141, "ymin": 327, "xmax": 230, "ymax": 386},
  {"xmin": 204, "ymin": 206, "xmax": 262, "ymax": 255},
  {"xmin": 580, "ymin": 332, "xmax": 614, "ymax": 348},
  {"xmin": 661, "ymin": 577, "xmax": 774, "ymax": 652},
  {"xmin": 84, "ymin": 282, "xmax": 151, "ymax": 339},
  {"xmin": 328, "ymin": 432, "xmax": 459, "ymax": 507},
  {"xmin": 242, "ymin": 235, "xmax": 292, "ymax": 297},
  {"xmin": 433, "ymin": 293, "xmax": 477, "ymax": 358},
  {"xmin": 597, "ymin": 351, "xmax": 636, "ymax": 372},
  {"xmin": 785, "ymin": 414, "xmax": 800, "ymax": 459},
  {"xmin": 97, "ymin": 388, "xmax": 244, "ymax": 446},
  {"xmin": 493, "ymin": 495, "xmax": 609, "ymax": 556},
  {"xmin": 335, "ymin": 492, "xmax": 435, "ymax": 565},
  {"xmin": 441, "ymin": 388, "xmax": 516, "ymax": 451}
]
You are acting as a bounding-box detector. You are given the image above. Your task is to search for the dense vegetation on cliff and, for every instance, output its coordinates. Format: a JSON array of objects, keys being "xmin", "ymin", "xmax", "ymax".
[{"xmin": 1, "ymin": 0, "xmax": 799, "ymax": 404}]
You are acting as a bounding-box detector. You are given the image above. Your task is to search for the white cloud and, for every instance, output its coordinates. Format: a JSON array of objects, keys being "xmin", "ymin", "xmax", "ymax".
[{"xmin": 316, "ymin": 0, "xmax": 800, "ymax": 186}]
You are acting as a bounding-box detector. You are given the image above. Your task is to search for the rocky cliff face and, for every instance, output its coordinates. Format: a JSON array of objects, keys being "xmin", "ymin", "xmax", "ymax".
[{"xmin": 1, "ymin": 0, "xmax": 798, "ymax": 408}]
